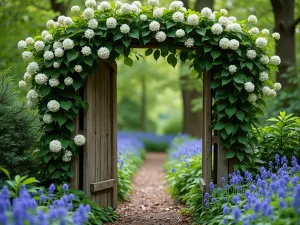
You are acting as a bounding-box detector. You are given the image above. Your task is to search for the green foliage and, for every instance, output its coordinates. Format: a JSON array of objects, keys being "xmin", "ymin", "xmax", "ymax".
[
  {"xmin": 143, "ymin": 140, "xmax": 169, "ymax": 152},
  {"xmin": 162, "ymin": 116, "xmax": 183, "ymax": 134},
  {"xmin": 251, "ymin": 111, "xmax": 300, "ymax": 162},
  {"xmin": 18, "ymin": 3, "xmax": 279, "ymax": 182},
  {"xmin": 0, "ymin": 68, "xmax": 41, "ymax": 178}
]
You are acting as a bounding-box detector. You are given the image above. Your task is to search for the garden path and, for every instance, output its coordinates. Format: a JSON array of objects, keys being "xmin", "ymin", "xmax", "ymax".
[{"xmin": 109, "ymin": 152, "xmax": 190, "ymax": 225}]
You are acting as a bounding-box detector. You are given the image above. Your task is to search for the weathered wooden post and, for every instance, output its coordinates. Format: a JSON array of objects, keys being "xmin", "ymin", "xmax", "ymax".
[{"xmin": 71, "ymin": 60, "xmax": 118, "ymax": 208}]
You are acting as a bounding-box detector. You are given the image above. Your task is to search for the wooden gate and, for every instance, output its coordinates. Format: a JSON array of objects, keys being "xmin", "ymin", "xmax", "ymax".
[{"xmin": 71, "ymin": 60, "xmax": 118, "ymax": 208}]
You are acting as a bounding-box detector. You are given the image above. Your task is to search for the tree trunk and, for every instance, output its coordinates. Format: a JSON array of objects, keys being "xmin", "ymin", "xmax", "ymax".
[
  {"xmin": 270, "ymin": 0, "xmax": 299, "ymax": 88},
  {"xmin": 140, "ymin": 76, "xmax": 147, "ymax": 132},
  {"xmin": 195, "ymin": 0, "xmax": 214, "ymax": 11},
  {"xmin": 50, "ymin": 0, "xmax": 67, "ymax": 15}
]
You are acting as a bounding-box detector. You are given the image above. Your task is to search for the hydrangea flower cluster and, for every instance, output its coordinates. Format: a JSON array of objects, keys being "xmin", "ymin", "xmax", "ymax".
[{"xmin": 0, "ymin": 184, "xmax": 90, "ymax": 225}]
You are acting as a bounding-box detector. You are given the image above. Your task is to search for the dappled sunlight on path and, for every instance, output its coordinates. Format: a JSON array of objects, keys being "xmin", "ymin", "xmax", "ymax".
[{"xmin": 109, "ymin": 152, "xmax": 190, "ymax": 225}]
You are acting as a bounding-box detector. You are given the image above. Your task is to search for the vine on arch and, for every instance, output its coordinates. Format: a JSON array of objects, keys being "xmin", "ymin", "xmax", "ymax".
[{"xmin": 17, "ymin": 0, "xmax": 281, "ymax": 182}]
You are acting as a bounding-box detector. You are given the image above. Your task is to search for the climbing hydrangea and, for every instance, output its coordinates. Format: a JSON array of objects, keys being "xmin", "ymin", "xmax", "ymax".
[{"xmin": 16, "ymin": 0, "xmax": 282, "ymax": 182}]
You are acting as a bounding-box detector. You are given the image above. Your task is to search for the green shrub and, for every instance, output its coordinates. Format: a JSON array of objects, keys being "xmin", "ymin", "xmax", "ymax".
[
  {"xmin": 0, "ymin": 68, "xmax": 41, "ymax": 178},
  {"xmin": 144, "ymin": 140, "xmax": 169, "ymax": 152},
  {"xmin": 163, "ymin": 116, "xmax": 182, "ymax": 134}
]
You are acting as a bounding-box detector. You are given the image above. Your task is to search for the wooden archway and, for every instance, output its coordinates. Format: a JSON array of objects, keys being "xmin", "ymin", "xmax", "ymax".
[{"xmin": 70, "ymin": 52, "xmax": 231, "ymax": 208}]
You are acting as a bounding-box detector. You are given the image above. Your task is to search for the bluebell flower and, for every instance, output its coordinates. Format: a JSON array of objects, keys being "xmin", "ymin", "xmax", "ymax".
[
  {"xmin": 171, "ymin": 168, "xmax": 176, "ymax": 173},
  {"xmin": 292, "ymin": 185, "xmax": 300, "ymax": 213},
  {"xmin": 221, "ymin": 177, "xmax": 226, "ymax": 184},
  {"xmin": 233, "ymin": 206, "xmax": 241, "ymax": 224},
  {"xmin": 224, "ymin": 217, "xmax": 228, "ymax": 225},
  {"xmin": 209, "ymin": 182, "xmax": 214, "ymax": 191},
  {"xmin": 204, "ymin": 192, "xmax": 210, "ymax": 199},
  {"xmin": 275, "ymin": 154, "xmax": 280, "ymax": 164},
  {"xmin": 49, "ymin": 183, "xmax": 56, "ymax": 194},
  {"xmin": 223, "ymin": 205, "xmax": 230, "ymax": 214},
  {"xmin": 62, "ymin": 184, "xmax": 69, "ymax": 192},
  {"xmin": 211, "ymin": 198, "xmax": 216, "ymax": 203}
]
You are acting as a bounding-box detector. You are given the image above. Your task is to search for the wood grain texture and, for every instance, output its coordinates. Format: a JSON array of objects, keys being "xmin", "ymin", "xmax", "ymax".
[{"xmin": 90, "ymin": 179, "xmax": 116, "ymax": 193}]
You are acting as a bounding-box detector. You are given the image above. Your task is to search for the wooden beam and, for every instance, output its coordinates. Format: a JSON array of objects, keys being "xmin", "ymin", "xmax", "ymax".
[
  {"xmin": 90, "ymin": 179, "xmax": 116, "ymax": 193},
  {"xmin": 211, "ymin": 135, "xmax": 219, "ymax": 144},
  {"xmin": 200, "ymin": 178, "xmax": 206, "ymax": 192}
]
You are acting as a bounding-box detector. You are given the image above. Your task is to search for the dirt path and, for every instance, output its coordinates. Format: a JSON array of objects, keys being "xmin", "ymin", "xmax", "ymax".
[{"xmin": 110, "ymin": 152, "xmax": 190, "ymax": 225}]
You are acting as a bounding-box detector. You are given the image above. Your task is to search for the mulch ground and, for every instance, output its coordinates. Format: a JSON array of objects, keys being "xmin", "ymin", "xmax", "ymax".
[{"xmin": 108, "ymin": 152, "xmax": 190, "ymax": 225}]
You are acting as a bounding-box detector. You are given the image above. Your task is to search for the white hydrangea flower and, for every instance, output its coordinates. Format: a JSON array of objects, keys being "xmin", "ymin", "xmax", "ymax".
[
  {"xmin": 34, "ymin": 41, "xmax": 45, "ymax": 51},
  {"xmin": 84, "ymin": 29, "xmax": 95, "ymax": 39},
  {"xmin": 172, "ymin": 12, "xmax": 184, "ymax": 22},
  {"xmin": 49, "ymin": 78, "xmax": 59, "ymax": 87},
  {"xmin": 273, "ymin": 82, "xmax": 282, "ymax": 91},
  {"xmin": 22, "ymin": 51, "xmax": 33, "ymax": 61},
  {"xmin": 201, "ymin": 7, "xmax": 212, "ymax": 18},
  {"xmin": 106, "ymin": 18, "xmax": 117, "ymax": 29},
  {"xmin": 155, "ymin": 31, "xmax": 167, "ymax": 42},
  {"xmin": 246, "ymin": 50, "xmax": 257, "ymax": 60},
  {"xmin": 262, "ymin": 86, "xmax": 271, "ymax": 96},
  {"xmin": 175, "ymin": 29, "xmax": 185, "ymax": 38},
  {"xmin": 46, "ymin": 20, "xmax": 55, "ymax": 28},
  {"xmin": 229, "ymin": 39, "xmax": 239, "ymax": 50},
  {"xmin": 218, "ymin": 16, "xmax": 229, "ymax": 27},
  {"xmin": 184, "ymin": 38, "xmax": 194, "ymax": 48},
  {"xmin": 24, "ymin": 72, "xmax": 32, "ymax": 81},
  {"xmin": 270, "ymin": 55, "xmax": 281, "ymax": 65},
  {"xmin": 53, "ymin": 22, "xmax": 60, "ymax": 29},
  {"xmin": 249, "ymin": 27, "xmax": 260, "ymax": 35},
  {"xmin": 43, "ymin": 51, "xmax": 54, "ymax": 61},
  {"xmin": 120, "ymin": 24, "xmax": 130, "ymax": 34},
  {"xmin": 169, "ymin": 1, "xmax": 183, "ymax": 10},
  {"xmin": 269, "ymin": 89, "xmax": 277, "ymax": 97},
  {"xmin": 153, "ymin": 8, "xmax": 164, "ymax": 18},
  {"xmin": 83, "ymin": 7, "xmax": 94, "ymax": 20},
  {"xmin": 272, "ymin": 32, "xmax": 280, "ymax": 40},
  {"xmin": 227, "ymin": 23, "xmax": 242, "ymax": 33},
  {"xmin": 53, "ymin": 62, "xmax": 60, "ymax": 68},
  {"xmin": 64, "ymin": 77, "xmax": 73, "ymax": 86},
  {"xmin": 229, "ymin": 65, "xmax": 237, "ymax": 74},
  {"xmin": 49, "ymin": 140, "xmax": 62, "ymax": 153},
  {"xmin": 63, "ymin": 17, "xmax": 74, "ymax": 26},
  {"xmin": 62, "ymin": 150, "xmax": 73, "ymax": 162},
  {"xmin": 26, "ymin": 89, "xmax": 39, "ymax": 102},
  {"xmin": 148, "ymin": 0, "xmax": 159, "ymax": 7},
  {"xmin": 43, "ymin": 34, "xmax": 53, "ymax": 42},
  {"xmin": 27, "ymin": 62, "xmax": 39, "ymax": 74},
  {"xmin": 255, "ymin": 37, "xmax": 268, "ymax": 49},
  {"xmin": 54, "ymin": 48, "xmax": 64, "ymax": 58},
  {"xmin": 220, "ymin": 8, "xmax": 228, "ymax": 16},
  {"xmin": 248, "ymin": 93, "xmax": 257, "ymax": 103},
  {"xmin": 41, "ymin": 30, "xmax": 48, "ymax": 38},
  {"xmin": 228, "ymin": 16, "xmax": 237, "ymax": 23},
  {"xmin": 219, "ymin": 38, "xmax": 229, "ymax": 49},
  {"xmin": 130, "ymin": 4, "xmax": 139, "ymax": 14},
  {"xmin": 74, "ymin": 65, "xmax": 83, "ymax": 73},
  {"xmin": 19, "ymin": 80, "xmax": 27, "ymax": 88},
  {"xmin": 208, "ymin": 13, "xmax": 216, "ymax": 21},
  {"xmin": 57, "ymin": 16, "xmax": 66, "ymax": 25},
  {"xmin": 74, "ymin": 134, "xmax": 86, "ymax": 146},
  {"xmin": 53, "ymin": 41, "xmax": 62, "ymax": 49},
  {"xmin": 140, "ymin": 14, "xmax": 147, "ymax": 21},
  {"xmin": 260, "ymin": 55, "xmax": 269, "ymax": 65},
  {"xmin": 98, "ymin": 1, "xmax": 111, "ymax": 11},
  {"xmin": 187, "ymin": 14, "xmax": 199, "ymax": 26},
  {"xmin": 98, "ymin": 47, "xmax": 110, "ymax": 59},
  {"xmin": 27, "ymin": 100, "xmax": 37, "ymax": 109},
  {"xmin": 25, "ymin": 37, "xmax": 34, "ymax": 45},
  {"xmin": 120, "ymin": 3, "xmax": 131, "ymax": 14},
  {"xmin": 259, "ymin": 72, "xmax": 269, "ymax": 81},
  {"xmin": 248, "ymin": 15, "xmax": 258, "ymax": 24},
  {"xmin": 62, "ymin": 38, "xmax": 74, "ymax": 50},
  {"xmin": 81, "ymin": 46, "xmax": 92, "ymax": 56},
  {"xmin": 43, "ymin": 113, "xmax": 53, "ymax": 124},
  {"xmin": 115, "ymin": 1, "xmax": 123, "ymax": 8},
  {"xmin": 133, "ymin": 1, "xmax": 142, "ymax": 8},
  {"xmin": 47, "ymin": 100, "xmax": 60, "ymax": 112},
  {"xmin": 71, "ymin": 5, "xmax": 80, "ymax": 13},
  {"xmin": 211, "ymin": 23, "xmax": 223, "ymax": 35},
  {"xmin": 85, "ymin": 0, "xmax": 96, "ymax": 8},
  {"xmin": 261, "ymin": 29, "xmax": 270, "ymax": 35},
  {"xmin": 149, "ymin": 21, "xmax": 160, "ymax": 32},
  {"xmin": 244, "ymin": 82, "xmax": 255, "ymax": 92},
  {"xmin": 35, "ymin": 73, "xmax": 48, "ymax": 85},
  {"xmin": 181, "ymin": 7, "xmax": 187, "ymax": 12}
]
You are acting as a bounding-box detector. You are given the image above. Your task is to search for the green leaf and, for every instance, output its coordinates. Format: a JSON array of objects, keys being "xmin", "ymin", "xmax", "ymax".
[
  {"xmin": 81, "ymin": 101, "xmax": 89, "ymax": 111},
  {"xmin": 48, "ymin": 164, "xmax": 56, "ymax": 174},
  {"xmin": 84, "ymin": 56, "xmax": 94, "ymax": 67},
  {"xmin": 153, "ymin": 49, "xmax": 160, "ymax": 61},
  {"xmin": 61, "ymin": 163, "xmax": 70, "ymax": 171},
  {"xmin": 60, "ymin": 101, "xmax": 72, "ymax": 111},
  {"xmin": 204, "ymin": 46, "xmax": 211, "ymax": 53},
  {"xmin": 115, "ymin": 44, "xmax": 124, "ymax": 54},
  {"xmin": 225, "ymin": 123, "xmax": 234, "ymax": 135},
  {"xmin": 167, "ymin": 54, "xmax": 177, "ymax": 68},
  {"xmin": 122, "ymin": 37, "xmax": 131, "ymax": 47},
  {"xmin": 236, "ymin": 111, "xmax": 245, "ymax": 121},
  {"xmin": 58, "ymin": 116, "xmax": 67, "ymax": 127},
  {"xmin": 113, "ymin": 32, "xmax": 123, "ymax": 41},
  {"xmin": 214, "ymin": 121, "xmax": 225, "ymax": 130},
  {"xmin": 44, "ymin": 154, "xmax": 52, "ymax": 163},
  {"xmin": 51, "ymin": 171, "xmax": 61, "ymax": 179},
  {"xmin": 211, "ymin": 50, "xmax": 221, "ymax": 59},
  {"xmin": 67, "ymin": 171, "xmax": 74, "ymax": 177},
  {"xmin": 142, "ymin": 29, "xmax": 150, "ymax": 37},
  {"xmin": 225, "ymin": 106, "xmax": 236, "ymax": 118},
  {"xmin": 129, "ymin": 29, "xmax": 139, "ymax": 39},
  {"xmin": 145, "ymin": 48, "xmax": 153, "ymax": 56},
  {"xmin": 39, "ymin": 86, "xmax": 51, "ymax": 97},
  {"xmin": 73, "ymin": 80, "xmax": 82, "ymax": 91},
  {"xmin": 124, "ymin": 57, "xmax": 133, "ymax": 67},
  {"xmin": 180, "ymin": 51, "xmax": 188, "ymax": 62},
  {"xmin": 238, "ymin": 135, "xmax": 248, "ymax": 145},
  {"xmin": 185, "ymin": 26, "xmax": 193, "ymax": 33},
  {"xmin": 236, "ymin": 152, "xmax": 245, "ymax": 161},
  {"xmin": 229, "ymin": 94, "xmax": 238, "ymax": 104},
  {"xmin": 210, "ymin": 79, "xmax": 221, "ymax": 89},
  {"xmin": 67, "ymin": 50, "xmax": 79, "ymax": 63},
  {"xmin": 0, "ymin": 167, "xmax": 11, "ymax": 180},
  {"xmin": 225, "ymin": 150, "xmax": 235, "ymax": 159},
  {"xmin": 246, "ymin": 62, "xmax": 253, "ymax": 70},
  {"xmin": 216, "ymin": 101, "xmax": 227, "ymax": 111},
  {"xmin": 221, "ymin": 77, "xmax": 231, "ymax": 86},
  {"xmin": 66, "ymin": 121, "xmax": 75, "ymax": 132},
  {"xmin": 166, "ymin": 21, "xmax": 176, "ymax": 29},
  {"xmin": 196, "ymin": 28, "xmax": 206, "ymax": 36}
]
